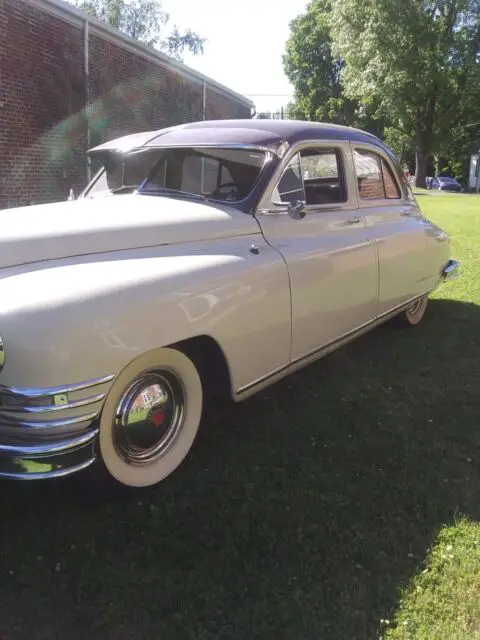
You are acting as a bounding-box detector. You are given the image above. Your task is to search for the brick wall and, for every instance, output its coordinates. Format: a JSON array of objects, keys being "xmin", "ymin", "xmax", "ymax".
[
  {"xmin": 0, "ymin": 0, "xmax": 86, "ymax": 208},
  {"xmin": 0, "ymin": 0, "xmax": 252, "ymax": 209},
  {"xmin": 205, "ymin": 86, "xmax": 249, "ymax": 120}
]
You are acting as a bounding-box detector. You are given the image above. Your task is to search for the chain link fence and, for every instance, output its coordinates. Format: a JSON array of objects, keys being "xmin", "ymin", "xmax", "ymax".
[{"xmin": 254, "ymin": 109, "xmax": 296, "ymax": 120}]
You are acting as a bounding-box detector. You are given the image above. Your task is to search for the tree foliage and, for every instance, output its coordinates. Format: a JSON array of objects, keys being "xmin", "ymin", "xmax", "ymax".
[
  {"xmin": 284, "ymin": 0, "xmax": 480, "ymax": 187},
  {"xmin": 283, "ymin": 0, "xmax": 352, "ymax": 123},
  {"xmin": 72, "ymin": 0, "xmax": 205, "ymax": 60},
  {"xmin": 331, "ymin": 0, "xmax": 480, "ymax": 186},
  {"xmin": 283, "ymin": 0, "xmax": 385, "ymax": 137}
]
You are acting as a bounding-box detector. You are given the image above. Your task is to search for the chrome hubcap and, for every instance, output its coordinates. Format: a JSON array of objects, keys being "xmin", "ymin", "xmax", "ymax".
[{"xmin": 113, "ymin": 370, "xmax": 185, "ymax": 465}]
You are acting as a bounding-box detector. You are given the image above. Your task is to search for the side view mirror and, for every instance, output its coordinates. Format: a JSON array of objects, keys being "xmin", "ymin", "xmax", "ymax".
[{"xmin": 287, "ymin": 200, "xmax": 307, "ymax": 220}]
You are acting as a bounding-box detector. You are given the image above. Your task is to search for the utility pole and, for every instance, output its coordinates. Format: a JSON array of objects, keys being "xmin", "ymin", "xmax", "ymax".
[
  {"xmin": 476, "ymin": 149, "xmax": 480, "ymax": 194},
  {"xmin": 454, "ymin": 123, "xmax": 480, "ymax": 193}
]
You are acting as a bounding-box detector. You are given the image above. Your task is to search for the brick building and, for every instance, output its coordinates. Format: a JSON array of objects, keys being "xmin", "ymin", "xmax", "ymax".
[{"xmin": 0, "ymin": 0, "xmax": 254, "ymax": 209}]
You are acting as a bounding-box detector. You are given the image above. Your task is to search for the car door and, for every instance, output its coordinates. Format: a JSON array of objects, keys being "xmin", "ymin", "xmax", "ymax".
[
  {"xmin": 255, "ymin": 141, "xmax": 378, "ymax": 363},
  {"xmin": 351, "ymin": 144, "xmax": 431, "ymax": 316}
]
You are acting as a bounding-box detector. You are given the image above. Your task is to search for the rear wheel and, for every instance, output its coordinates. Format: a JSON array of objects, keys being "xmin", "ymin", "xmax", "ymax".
[
  {"xmin": 97, "ymin": 347, "xmax": 203, "ymax": 488},
  {"xmin": 391, "ymin": 295, "xmax": 429, "ymax": 328}
]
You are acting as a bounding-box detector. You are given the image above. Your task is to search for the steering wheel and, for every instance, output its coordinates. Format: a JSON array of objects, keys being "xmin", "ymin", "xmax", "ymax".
[{"xmin": 213, "ymin": 182, "xmax": 239, "ymax": 200}]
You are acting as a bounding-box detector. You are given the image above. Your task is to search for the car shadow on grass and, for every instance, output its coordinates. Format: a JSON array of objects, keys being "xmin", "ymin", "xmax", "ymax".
[{"xmin": 0, "ymin": 298, "xmax": 479, "ymax": 640}]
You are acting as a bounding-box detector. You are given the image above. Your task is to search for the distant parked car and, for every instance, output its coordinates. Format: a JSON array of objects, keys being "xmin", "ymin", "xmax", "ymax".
[
  {"xmin": 430, "ymin": 176, "xmax": 461, "ymax": 192},
  {"xmin": 0, "ymin": 119, "xmax": 458, "ymax": 489}
]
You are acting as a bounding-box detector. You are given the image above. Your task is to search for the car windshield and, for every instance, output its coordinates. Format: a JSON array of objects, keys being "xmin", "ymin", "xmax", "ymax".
[{"xmin": 84, "ymin": 146, "xmax": 270, "ymax": 204}]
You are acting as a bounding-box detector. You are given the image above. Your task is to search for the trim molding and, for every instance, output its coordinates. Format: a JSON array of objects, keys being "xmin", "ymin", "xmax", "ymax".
[{"xmin": 235, "ymin": 291, "xmax": 432, "ymax": 400}]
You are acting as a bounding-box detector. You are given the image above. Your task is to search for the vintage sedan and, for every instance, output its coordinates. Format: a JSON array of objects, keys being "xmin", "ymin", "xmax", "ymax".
[{"xmin": 0, "ymin": 119, "xmax": 458, "ymax": 488}]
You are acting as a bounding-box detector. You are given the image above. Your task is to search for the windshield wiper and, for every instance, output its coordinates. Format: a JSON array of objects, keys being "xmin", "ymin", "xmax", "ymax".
[
  {"xmin": 138, "ymin": 187, "xmax": 207, "ymax": 202},
  {"xmin": 110, "ymin": 186, "xmax": 138, "ymax": 194}
]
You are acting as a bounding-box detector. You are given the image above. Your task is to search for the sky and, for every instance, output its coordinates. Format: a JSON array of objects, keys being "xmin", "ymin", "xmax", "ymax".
[{"xmin": 161, "ymin": 0, "xmax": 309, "ymax": 114}]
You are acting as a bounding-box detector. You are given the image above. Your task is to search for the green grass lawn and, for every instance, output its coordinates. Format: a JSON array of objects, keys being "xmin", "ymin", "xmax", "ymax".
[{"xmin": 1, "ymin": 193, "xmax": 480, "ymax": 639}]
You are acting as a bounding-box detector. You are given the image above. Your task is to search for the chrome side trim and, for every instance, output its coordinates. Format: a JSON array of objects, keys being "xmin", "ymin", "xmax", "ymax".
[
  {"xmin": 0, "ymin": 374, "xmax": 114, "ymax": 399},
  {"xmin": 0, "ymin": 428, "xmax": 99, "ymax": 455},
  {"xmin": 0, "ymin": 411, "xmax": 99, "ymax": 430},
  {"xmin": 0, "ymin": 457, "xmax": 95, "ymax": 481},
  {"xmin": 442, "ymin": 259, "xmax": 459, "ymax": 281},
  {"xmin": 4, "ymin": 392, "xmax": 106, "ymax": 414},
  {"xmin": 236, "ymin": 291, "xmax": 431, "ymax": 396},
  {"xmin": 237, "ymin": 362, "xmax": 291, "ymax": 394}
]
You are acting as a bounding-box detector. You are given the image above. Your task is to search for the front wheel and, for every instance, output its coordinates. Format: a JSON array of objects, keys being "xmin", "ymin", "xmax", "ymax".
[
  {"xmin": 391, "ymin": 295, "xmax": 429, "ymax": 328},
  {"xmin": 97, "ymin": 347, "xmax": 203, "ymax": 488}
]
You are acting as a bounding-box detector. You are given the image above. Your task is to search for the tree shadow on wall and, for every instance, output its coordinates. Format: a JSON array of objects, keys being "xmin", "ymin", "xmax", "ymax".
[{"xmin": 0, "ymin": 298, "xmax": 479, "ymax": 640}]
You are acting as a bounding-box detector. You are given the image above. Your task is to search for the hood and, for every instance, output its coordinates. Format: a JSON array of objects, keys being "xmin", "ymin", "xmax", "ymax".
[{"xmin": 0, "ymin": 194, "xmax": 260, "ymax": 269}]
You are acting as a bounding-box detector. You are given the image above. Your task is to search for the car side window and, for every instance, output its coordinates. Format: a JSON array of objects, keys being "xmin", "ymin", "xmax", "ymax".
[
  {"xmin": 354, "ymin": 149, "xmax": 401, "ymax": 200},
  {"xmin": 301, "ymin": 148, "xmax": 346, "ymax": 205},
  {"xmin": 274, "ymin": 147, "xmax": 346, "ymax": 206},
  {"xmin": 382, "ymin": 159, "xmax": 401, "ymax": 198},
  {"xmin": 273, "ymin": 153, "xmax": 305, "ymax": 204}
]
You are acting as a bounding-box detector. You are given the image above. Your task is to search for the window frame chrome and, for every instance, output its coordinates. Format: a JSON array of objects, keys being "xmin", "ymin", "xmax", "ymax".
[
  {"xmin": 350, "ymin": 142, "xmax": 409, "ymax": 207},
  {"xmin": 256, "ymin": 139, "xmax": 358, "ymax": 215}
]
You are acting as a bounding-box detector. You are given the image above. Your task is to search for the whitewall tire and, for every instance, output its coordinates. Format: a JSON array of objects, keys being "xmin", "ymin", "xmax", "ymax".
[
  {"xmin": 394, "ymin": 295, "xmax": 429, "ymax": 328},
  {"xmin": 98, "ymin": 347, "xmax": 203, "ymax": 488}
]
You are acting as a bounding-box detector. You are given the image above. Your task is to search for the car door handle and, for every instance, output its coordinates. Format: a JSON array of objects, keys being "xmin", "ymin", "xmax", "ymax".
[{"xmin": 346, "ymin": 216, "xmax": 361, "ymax": 225}]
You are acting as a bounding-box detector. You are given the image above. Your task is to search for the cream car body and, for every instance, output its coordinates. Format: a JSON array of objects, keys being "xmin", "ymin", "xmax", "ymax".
[{"xmin": 0, "ymin": 120, "xmax": 458, "ymax": 486}]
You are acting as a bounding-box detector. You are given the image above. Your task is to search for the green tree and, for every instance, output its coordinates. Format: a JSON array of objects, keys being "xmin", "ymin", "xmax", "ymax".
[
  {"xmin": 283, "ymin": 0, "xmax": 385, "ymax": 137},
  {"xmin": 71, "ymin": 0, "xmax": 205, "ymax": 60},
  {"xmin": 331, "ymin": 0, "xmax": 480, "ymax": 187},
  {"xmin": 283, "ymin": 0, "xmax": 354, "ymax": 124}
]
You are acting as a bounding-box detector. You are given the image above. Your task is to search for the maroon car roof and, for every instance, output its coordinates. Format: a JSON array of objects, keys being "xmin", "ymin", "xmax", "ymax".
[{"xmin": 87, "ymin": 119, "xmax": 388, "ymax": 156}]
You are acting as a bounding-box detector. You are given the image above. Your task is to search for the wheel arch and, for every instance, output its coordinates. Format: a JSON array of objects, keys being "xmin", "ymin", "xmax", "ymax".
[
  {"xmin": 170, "ymin": 334, "xmax": 234, "ymax": 401},
  {"xmin": 103, "ymin": 333, "xmax": 235, "ymax": 404}
]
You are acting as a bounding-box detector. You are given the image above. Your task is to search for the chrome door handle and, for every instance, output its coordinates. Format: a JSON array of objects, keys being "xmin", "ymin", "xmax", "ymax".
[{"xmin": 347, "ymin": 216, "xmax": 361, "ymax": 225}]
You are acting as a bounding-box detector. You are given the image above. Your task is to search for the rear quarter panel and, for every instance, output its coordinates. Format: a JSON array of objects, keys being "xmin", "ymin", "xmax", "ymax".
[
  {"xmin": 402, "ymin": 181, "xmax": 451, "ymax": 293},
  {"xmin": 386, "ymin": 153, "xmax": 451, "ymax": 287},
  {"xmin": 418, "ymin": 212, "xmax": 451, "ymax": 290},
  {"xmin": 352, "ymin": 142, "xmax": 449, "ymax": 314}
]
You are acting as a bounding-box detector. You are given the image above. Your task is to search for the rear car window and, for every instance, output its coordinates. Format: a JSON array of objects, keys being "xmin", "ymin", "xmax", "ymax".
[{"xmin": 354, "ymin": 150, "xmax": 401, "ymax": 200}]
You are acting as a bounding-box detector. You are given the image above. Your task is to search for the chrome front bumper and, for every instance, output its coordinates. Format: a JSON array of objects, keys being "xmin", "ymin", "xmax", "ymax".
[
  {"xmin": 0, "ymin": 374, "xmax": 114, "ymax": 480},
  {"xmin": 442, "ymin": 259, "xmax": 459, "ymax": 281}
]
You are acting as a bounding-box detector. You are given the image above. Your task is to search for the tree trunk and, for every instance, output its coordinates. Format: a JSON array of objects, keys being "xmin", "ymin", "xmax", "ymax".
[
  {"xmin": 414, "ymin": 94, "xmax": 436, "ymax": 189},
  {"xmin": 415, "ymin": 151, "xmax": 428, "ymax": 189}
]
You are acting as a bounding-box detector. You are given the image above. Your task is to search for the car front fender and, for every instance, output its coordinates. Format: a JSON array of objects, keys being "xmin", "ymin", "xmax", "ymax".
[{"xmin": 0, "ymin": 237, "xmax": 291, "ymax": 397}]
